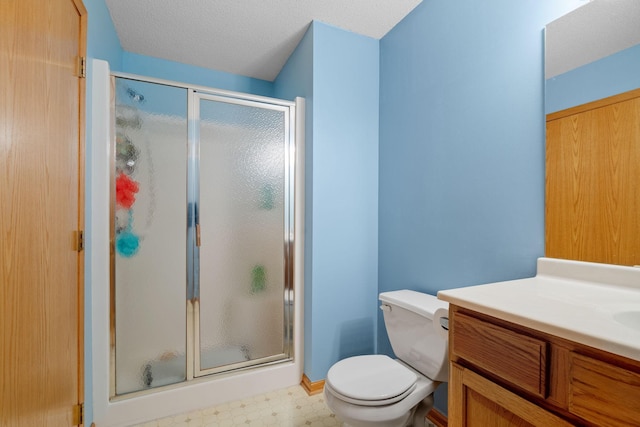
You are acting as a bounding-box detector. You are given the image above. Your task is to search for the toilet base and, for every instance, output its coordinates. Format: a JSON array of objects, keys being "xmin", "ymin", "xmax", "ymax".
[
  {"xmin": 324, "ymin": 364, "xmax": 438, "ymax": 427},
  {"xmin": 334, "ymin": 395, "xmax": 433, "ymax": 427}
]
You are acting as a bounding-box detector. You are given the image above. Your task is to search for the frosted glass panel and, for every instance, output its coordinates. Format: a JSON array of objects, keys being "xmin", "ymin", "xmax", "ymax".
[
  {"xmin": 198, "ymin": 98, "xmax": 287, "ymax": 371},
  {"xmin": 113, "ymin": 78, "xmax": 188, "ymax": 394}
]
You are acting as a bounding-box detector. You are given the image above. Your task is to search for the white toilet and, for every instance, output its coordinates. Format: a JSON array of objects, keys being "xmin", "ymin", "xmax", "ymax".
[{"xmin": 324, "ymin": 290, "xmax": 449, "ymax": 427}]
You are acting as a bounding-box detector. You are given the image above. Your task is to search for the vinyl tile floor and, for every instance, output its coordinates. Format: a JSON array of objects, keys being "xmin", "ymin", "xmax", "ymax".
[{"xmin": 130, "ymin": 385, "xmax": 343, "ymax": 427}]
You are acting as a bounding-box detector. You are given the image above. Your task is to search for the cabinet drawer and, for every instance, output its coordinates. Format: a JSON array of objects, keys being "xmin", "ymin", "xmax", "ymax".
[
  {"xmin": 452, "ymin": 312, "xmax": 548, "ymax": 398},
  {"xmin": 569, "ymin": 352, "xmax": 640, "ymax": 427}
]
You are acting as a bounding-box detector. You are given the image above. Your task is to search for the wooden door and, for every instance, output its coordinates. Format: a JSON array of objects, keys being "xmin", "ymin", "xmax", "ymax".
[{"xmin": 0, "ymin": 0, "xmax": 86, "ymax": 425}]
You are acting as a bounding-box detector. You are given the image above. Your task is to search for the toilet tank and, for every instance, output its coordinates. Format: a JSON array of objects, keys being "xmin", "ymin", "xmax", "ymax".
[{"xmin": 379, "ymin": 290, "xmax": 449, "ymax": 382}]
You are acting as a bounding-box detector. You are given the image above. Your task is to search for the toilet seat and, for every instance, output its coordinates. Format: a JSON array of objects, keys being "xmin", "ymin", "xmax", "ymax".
[{"xmin": 325, "ymin": 355, "xmax": 417, "ymax": 406}]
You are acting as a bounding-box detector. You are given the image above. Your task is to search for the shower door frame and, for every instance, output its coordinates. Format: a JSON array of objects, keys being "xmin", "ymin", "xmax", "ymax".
[
  {"xmin": 109, "ymin": 72, "xmax": 297, "ymax": 398},
  {"xmin": 188, "ymin": 90, "xmax": 296, "ymax": 379}
]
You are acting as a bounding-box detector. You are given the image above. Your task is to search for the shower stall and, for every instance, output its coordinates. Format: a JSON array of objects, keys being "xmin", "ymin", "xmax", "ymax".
[{"xmin": 110, "ymin": 74, "xmax": 299, "ymax": 397}]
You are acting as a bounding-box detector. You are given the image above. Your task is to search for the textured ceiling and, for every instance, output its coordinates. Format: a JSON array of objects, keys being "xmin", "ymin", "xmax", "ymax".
[
  {"xmin": 105, "ymin": 0, "xmax": 422, "ymax": 82},
  {"xmin": 545, "ymin": 0, "xmax": 640, "ymax": 78}
]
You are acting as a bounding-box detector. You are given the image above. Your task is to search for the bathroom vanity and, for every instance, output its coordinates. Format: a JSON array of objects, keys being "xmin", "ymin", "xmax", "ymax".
[{"xmin": 438, "ymin": 258, "xmax": 640, "ymax": 427}]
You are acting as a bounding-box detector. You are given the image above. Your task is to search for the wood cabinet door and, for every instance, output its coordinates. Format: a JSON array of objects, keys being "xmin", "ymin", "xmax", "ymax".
[
  {"xmin": 569, "ymin": 353, "xmax": 640, "ymax": 427},
  {"xmin": 0, "ymin": 0, "xmax": 86, "ymax": 425},
  {"xmin": 449, "ymin": 363, "xmax": 574, "ymax": 427}
]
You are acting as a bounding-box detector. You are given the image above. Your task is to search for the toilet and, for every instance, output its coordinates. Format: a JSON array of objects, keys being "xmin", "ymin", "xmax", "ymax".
[{"xmin": 324, "ymin": 290, "xmax": 449, "ymax": 427}]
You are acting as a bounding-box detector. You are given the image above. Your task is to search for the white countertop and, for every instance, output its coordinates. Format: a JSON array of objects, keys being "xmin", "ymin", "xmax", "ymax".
[{"xmin": 437, "ymin": 258, "xmax": 640, "ymax": 362}]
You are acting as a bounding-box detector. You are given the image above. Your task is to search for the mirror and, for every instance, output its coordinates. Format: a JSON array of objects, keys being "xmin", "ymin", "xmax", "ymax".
[
  {"xmin": 545, "ymin": 0, "xmax": 640, "ymax": 113},
  {"xmin": 544, "ymin": 0, "xmax": 640, "ymax": 267}
]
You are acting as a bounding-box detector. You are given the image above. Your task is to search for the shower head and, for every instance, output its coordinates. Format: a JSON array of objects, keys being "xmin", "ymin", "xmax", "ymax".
[{"xmin": 126, "ymin": 87, "xmax": 145, "ymax": 103}]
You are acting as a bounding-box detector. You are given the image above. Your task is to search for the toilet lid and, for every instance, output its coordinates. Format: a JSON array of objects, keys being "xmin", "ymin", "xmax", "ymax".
[{"xmin": 326, "ymin": 355, "xmax": 417, "ymax": 404}]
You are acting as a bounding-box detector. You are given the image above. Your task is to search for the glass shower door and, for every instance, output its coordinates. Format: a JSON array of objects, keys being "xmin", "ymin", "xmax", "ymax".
[
  {"xmin": 113, "ymin": 77, "xmax": 188, "ymax": 395},
  {"xmin": 194, "ymin": 93, "xmax": 293, "ymax": 376}
]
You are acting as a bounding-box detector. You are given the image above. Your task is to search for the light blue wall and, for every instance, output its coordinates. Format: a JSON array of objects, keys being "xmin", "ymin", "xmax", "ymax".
[
  {"xmin": 85, "ymin": 0, "xmax": 123, "ymax": 70},
  {"xmin": 122, "ymin": 52, "xmax": 274, "ymax": 97},
  {"xmin": 276, "ymin": 22, "xmax": 380, "ymax": 382},
  {"xmin": 273, "ymin": 26, "xmax": 316, "ymax": 379},
  {"xmin": 546, "ymin": 43, "xmax": 640, "ymax": 113},
  {"xmin": 310, "ymin": 22, "xmax": 379, "ymax": 381},
  {"xmin": 378, "ymin": 0, "xmax": 585, "ymax": 413}
]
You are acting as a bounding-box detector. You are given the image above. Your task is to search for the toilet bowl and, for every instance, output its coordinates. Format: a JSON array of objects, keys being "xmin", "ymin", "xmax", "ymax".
[
  {"xmin": 324, "ymin": 355, "xmax": 437, "ymax": 427},
  {"xmin": 323, "ymin": 290, "xmax": 449, "ymax": 427}
]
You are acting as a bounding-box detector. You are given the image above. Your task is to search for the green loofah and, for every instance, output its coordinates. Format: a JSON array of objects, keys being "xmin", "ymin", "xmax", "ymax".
[{"xmin": 251, "ymin": 265, "xmax": 266, "ymax": 293}]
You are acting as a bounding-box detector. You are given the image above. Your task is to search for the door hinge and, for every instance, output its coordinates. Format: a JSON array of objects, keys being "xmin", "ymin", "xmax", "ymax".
[
  {"xmin": 77, "ymin": 56, "xmax": 86, "ymax": 78},
  {"xmin": 74, "ymin": 230, "xmax": 85, "ymax": 252},
  {"xmin": 72, "ymin": 402, "xmax": 84, "ymax": 425}
]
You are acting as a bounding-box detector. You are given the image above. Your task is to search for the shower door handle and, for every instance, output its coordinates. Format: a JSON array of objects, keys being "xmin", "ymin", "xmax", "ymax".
[{"xmin": 187, "ymin": 201, "xmax": 199, "ymax": 303}]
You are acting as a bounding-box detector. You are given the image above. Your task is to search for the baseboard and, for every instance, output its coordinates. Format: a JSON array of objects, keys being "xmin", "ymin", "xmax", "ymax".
[
  {"xmin": 300, "ymin": 374, "xmax": 325, "ymax": 396},
  {"xmin": 427, "ymin": 408, "xmax": 448, "ymax": 427}
]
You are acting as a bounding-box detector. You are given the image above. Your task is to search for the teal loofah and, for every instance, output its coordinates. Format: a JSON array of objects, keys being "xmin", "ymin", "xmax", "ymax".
[{"xmin": 116, "ymin": 231, "xmax": 140, "ymax": 257}]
